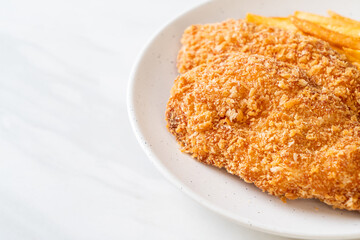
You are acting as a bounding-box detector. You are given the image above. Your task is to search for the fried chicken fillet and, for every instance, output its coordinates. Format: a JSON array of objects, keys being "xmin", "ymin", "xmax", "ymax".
[
  {"xmin": 166, "ymin": 53, "xmax": 360, "ymax": 211},
  {"xmin": 177, "ymin": 19, "xmax": 360, "ymax": 114}
]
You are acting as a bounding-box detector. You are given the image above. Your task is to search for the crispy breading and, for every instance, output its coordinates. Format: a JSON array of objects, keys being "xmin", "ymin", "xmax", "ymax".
[
  {"xmin": 167, "ymin": 53, "xmax": 360, "ymax": 211},
  {"xmin": 177, "ymin": 19, "xmax": 360, "ymax": 114}
]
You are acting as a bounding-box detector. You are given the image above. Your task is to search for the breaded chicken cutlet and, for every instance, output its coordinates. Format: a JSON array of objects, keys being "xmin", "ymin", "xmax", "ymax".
[
  {"xmin": 177, "ymin": 19, "xmax": 360, "ymax": 114},
  {"xmin": 166, "ymin": 53, "xmax": 360, "ymax": 211}
]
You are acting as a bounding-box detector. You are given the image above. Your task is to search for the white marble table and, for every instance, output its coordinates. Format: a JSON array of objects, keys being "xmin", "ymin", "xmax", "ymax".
[{"xmin": 0, "ymin": 0, "xmax": 296, "ymax": 239}]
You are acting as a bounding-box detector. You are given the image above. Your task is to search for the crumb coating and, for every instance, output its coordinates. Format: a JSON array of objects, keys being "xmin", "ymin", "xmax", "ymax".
[
  {"xmin": 167, "ymin": 53, "xmax": 360, "ymax": 211},
  {"xmin": 177, "ymin": 19, "xmax": 360, "ymax": 114}
]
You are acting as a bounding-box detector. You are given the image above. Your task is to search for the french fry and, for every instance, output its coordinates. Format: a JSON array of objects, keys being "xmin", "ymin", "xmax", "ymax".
[
  {"xmin": 343, "ymin": 48, "xmax": 360, "ymax": 58},
  {"xmin": 294, "ymin": 11, "xmax": 360, "ymax": 38},
  {"xmin": 343, "ymin": 47, "xmax": 360, "ymax": 62},
  {"xmin": 328, "ymin": 46, "xmax": 359, "ymax": 67},
  {"xmin": 329, "ymin": 47, "xmax": 360, "ymax": 68},
  {"xmin": 290, "ymin": 16, "xmax": 360, "ymax": 50},
  {"xmin": 246, "ymin": 13, "xmax": 298, "ymax": 31},
  {"xmin": 342, "ymin": 51, "xmax": 360, "ymax": 65},
  {"xmin": 295, "ymin": 11, "xmax": 345, "ymax": 26},
  {"xmin": 246, "ymin": 12, "xmax": 360, "ymax": 67},
  {"xmin": 331, "ymin": 45, "xmax": 346, "ymax": 55},
  {"xmin": 328, "ymin": 10, "xmax": 360, "ymax": 28},
  {"xmin": 345, "ymin": 55, "xmax": 360, "ymax": 69}
]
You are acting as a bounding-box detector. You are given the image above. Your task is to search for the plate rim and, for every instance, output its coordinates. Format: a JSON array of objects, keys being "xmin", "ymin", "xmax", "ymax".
[{"xmin": 127, "ymin": 1, "xmax": 360, "ymax": 239}]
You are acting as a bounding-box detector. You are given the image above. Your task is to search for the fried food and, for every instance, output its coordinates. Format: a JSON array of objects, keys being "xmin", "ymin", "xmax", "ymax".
[
  {"xmin": 177, "ymin": 19, "xmax": 360, "ymax": 113},
  {"xmin": 246, "ymin": 13, "xmax": 298, "ymax": 31},
  {"xmin": 167, "ymin": 53, "xmax": 360, "ymax": 211},
  {"xmin": 291, "ymin": 16, "xmax": 360, "ymax": 50},
  {"xmin": 344, "ymin": 48, "xmax": 360, "ymax": 60},
  {"xmin": 293, "ymin": 11, "xmax": 360, "ymax": 39},
  {"xmin": 327, "ymin": 10, "xmax": 360, "ymax": 31},
  {"xmin": 245, "ymin": 11, "xmax": 360, "ymax": 66},
  {"xmin": 343, "ymin": 48, "xmax": 360, "ymax": 68}
]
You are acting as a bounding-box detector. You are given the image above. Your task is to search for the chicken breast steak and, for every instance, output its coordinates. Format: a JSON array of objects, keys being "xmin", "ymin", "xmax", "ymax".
[
  {"xmin": 177, "ymin": 19, "xmax": 360, "ymax": 114},
  {"xmin": 166, "ymin": 53, "xmax": 360, "ymax": 211}
]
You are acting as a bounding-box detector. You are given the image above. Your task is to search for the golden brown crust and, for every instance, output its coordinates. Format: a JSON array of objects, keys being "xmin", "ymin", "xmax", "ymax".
[
  {"xmin": 177, "ymin": 19, "xmax": 360, "ymax": 114},
  {"xmin": 167, "ymin": 53, "xmax": 360, "ymax": 211}
]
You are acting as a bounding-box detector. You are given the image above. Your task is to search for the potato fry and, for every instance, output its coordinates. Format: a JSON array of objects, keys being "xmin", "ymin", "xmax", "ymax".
[
  {"xmin": 246, "ymin": 13, "xmax": 298, "ymax": 31},
  {"xmin": 329, "ymin": 48, "xmax": 360, "ymax": 69},
  {"xmin": 294, "ymin": 11, "xmax": 360, "ymax": 38},
  {"xmin": 246, "ymin": 12, "xmax": 360, "ymax": 68},
  {"xmin": 295, "ymin": 11, "xmax": 344, "ymax": 26},
  {"xmin": 291, "ymin": 16, "xmax": 360, "ymax": 49},
  {"xmin": 331, "ymin": 45, "xmax": 346, "ymax": 55},
  {"xmin": 328, "ymin": 10, "xmax": 360, "ymax": 28},
  {"xmin": 328, "ymin": 46, "xmax": 359, "ymax": 67},
  {"xmin": 343, "ymin": 47, "xmax": 360, "ymax": 60},
  {"xmin": 345, "ymin": 55, "xmax": 360, "ymax": 69}
]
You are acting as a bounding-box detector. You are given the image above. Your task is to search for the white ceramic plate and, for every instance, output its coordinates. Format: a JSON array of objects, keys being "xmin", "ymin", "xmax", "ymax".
[{"xmin": 128, "ymin": 0, "xmax": 360, "ymax": 239}]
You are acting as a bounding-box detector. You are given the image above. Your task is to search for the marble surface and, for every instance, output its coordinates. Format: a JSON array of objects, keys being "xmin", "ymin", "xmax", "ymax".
[{"xmin": 0, "ymin": 0, "xmax": 317, "ymax": 239}]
